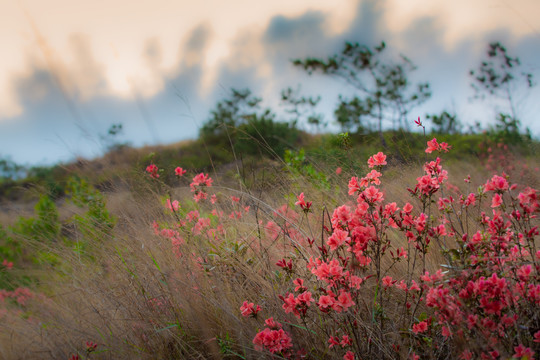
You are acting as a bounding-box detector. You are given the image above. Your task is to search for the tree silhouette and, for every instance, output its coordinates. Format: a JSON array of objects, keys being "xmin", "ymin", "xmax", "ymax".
[
  {"xmin": 293, "ymin": 41, "xmax": 431, "ymax": 145},
  {"xmin": 201, "ymin": 88, "xmax": 299, "ymax": 158},
  {"xmin": 280, "ymin": 86, "xmax": 325, "ymax": 133},
  {"xmin": 470, "ymin": 41, "xmax": 535, "ymax": 139}
]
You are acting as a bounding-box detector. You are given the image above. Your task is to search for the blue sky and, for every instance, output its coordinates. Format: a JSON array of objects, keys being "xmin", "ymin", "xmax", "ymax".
[{"xmin": 1, "ymin": 0, "xmax": 539, "ymax": 165}]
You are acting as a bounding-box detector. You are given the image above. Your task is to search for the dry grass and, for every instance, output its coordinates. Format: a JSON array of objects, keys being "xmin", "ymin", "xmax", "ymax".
[{"xmin": 0, "ymin": 152, "xmax": 538, "ymax": 359}]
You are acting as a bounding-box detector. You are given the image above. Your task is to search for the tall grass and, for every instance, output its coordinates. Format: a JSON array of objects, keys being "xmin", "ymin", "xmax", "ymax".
[{"xmin": 0, "ymin": 140, "xmax": 538, "ymax": 359}]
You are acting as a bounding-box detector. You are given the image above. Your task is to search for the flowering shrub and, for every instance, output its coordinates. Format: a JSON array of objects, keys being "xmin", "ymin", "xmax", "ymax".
[
  {"xmin": 235, "ymin": 129, "xmax": 537, "ymax": 358},
  {"xmin": 142, "ymin": 130, "xmax": 539, "ymax": 359}
]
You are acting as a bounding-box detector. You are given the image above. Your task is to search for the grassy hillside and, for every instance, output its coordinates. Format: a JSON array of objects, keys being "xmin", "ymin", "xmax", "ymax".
[{"xmin": 0, "ymin": 129, "xmax": 539, "ymax": 359}]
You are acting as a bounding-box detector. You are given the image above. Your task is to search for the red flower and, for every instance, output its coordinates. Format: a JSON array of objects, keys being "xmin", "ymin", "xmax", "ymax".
[
  {"xmin": 146, "ymin": 164, "xmax": 159, "ymax": 178},
  {"xmin": 85, "ymin": 341, "xmax": 98, "ymax": 352},
  {"xmin": 174, "ymin": 167, "xmax": 186, "ymax": 176}
]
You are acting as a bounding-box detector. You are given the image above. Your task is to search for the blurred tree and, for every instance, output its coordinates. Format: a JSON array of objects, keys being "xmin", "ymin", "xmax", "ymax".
[
  {"xmin": 280, "ymin": 86, "xmax": 325, "ymax": 133},
  {"xmin": 101, "ymin": 123, "xmax": 129, "ymax": 152},
  {"xmin": 200, "ymin": 88, "xmax": 264, "ymax": 138},
  {"xmin": 293, "ymin": 41, "xmax": 431, "ymax": 145},
  {"xmin": 201, "ymin": 88, "xmax": 299, "ymax": 158},
  {"xmin": 470, "ymin": 42, "xmax": 535, "ymax": 142},
  {"xmin": 334, "ymin": 95, "xmax": 373, "ymax": 133},
  {"xmin": 0, "ymin": 157, "xmax": 26, "ymax": 182},
  {"xmin": 426, "ymin": 111, "xmax": 461, "ymax": 134}
]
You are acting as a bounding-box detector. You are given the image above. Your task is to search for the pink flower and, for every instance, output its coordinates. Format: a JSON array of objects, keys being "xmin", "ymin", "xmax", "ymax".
[
  {"xmin": 409, "ymin": 280, "xmax": 420, "ymax": 291},
  {"xmin": 403, "ymin": 202, "xmax": 413, "ymax": 213},
  {"xmin": 491, "ymin": 193, "xmax": 502, "ymax": 208},
  {"xmin": 397, "ymin": 280, "xmax": 408, "ymax": 291},
  {"xmin": 265, "ymin": 221, "xmax": 281, "ymax": 240},
  {"xmin": 240, "ymin": 301, "xmax": 261, "ymax": 318},
  {"xmin": 368, "ymin": 152, "xmax": 387, "ymax": 168},
  {"xmin": 382, "ymin": 276, "xmax": 394, "ymax": 288},
  {"xmin": 328, "ymin": 336, "xmax": 340, "ymax": 348},
  {"xmin": 193, "ymin": 191, "xmax": 207, "ymax": 202},
  {"xmin": 327, "ymin": 229, "xmax": 350, "ymax": 251},
  {"xmin": 513, "ymin": 344, "xmax": 535, "ymax": 359},
  {"xmin": 174, "ymin": 167, "xmax": 186, "ymax": 176},
  {"xmin": 362, "ymin": 169, "xmax": 382, "ymax": 186},
  {"xmin": 264, "ymin": 317, "xmax": 282, "ymax": 329},
  {"xmin": 362, "ymin": 186, "xmax": 384, "ymax": 203},
  {"xmin": 412, "ymin": 320, "xmax": 428, "ymax": 334},
  {"xmin": 335, "ymin": 291, "xmax": 355, "ymax": 312},
  {"xmin": 343, "ymin": 351, "xmax": 355, "ymax": 360},
  {"xmin": 146, "ymin": 164, "xmax": 159, "ymax": 178},
  {"xmin": 281, "ymin": 293, "xmax": 297, "ymax": 315},
  {"xmin": 485, "ymin": 174, "xmax": 509, "ymax": 193},
  {"xmin": 318, "ymin": 295, "xmax": 334, "ymax": 312},
  {"xmin": 166, "ymin": 199, "xmax": 179, "ymax": 211},
  {"xmin": 295, "ymin": 192, "xmax": 312, "ymax": 212},
  {"xmin": 441, "ymin": 326, "xmax": 452, "ymax": 338},
  {"xmin": 293, "ymin": 278, "xmax": 306, "ymax": 292},
  {"xmin": 253, "ymin": 327, "xmax": 293, "ymax": 354},
  {"xmin": 85, "ymin": 341, "xmax": 98, "ymax": 352},
  {"xmin": 425, "ymin": 138, "xmax": 439, "ymax": 153},
  {"xmin": 439, "ymin": 142, "xmax": 451, "ymax": 152},
  {"xmin": 340, "ymin": 335, "xmax": 352, "ymax": 347},
  {"xmin": 464, "ymin": 193, "xmax": 476, "ymax": 206},
  {"xmin": 336, "ymin": 167, "xmax": 342, "ymax": 175},
  {"xmin": 533, "ymin": 330, "xmax": 540, "ymax": 343},
  {"xmin": 517, "ymin": 264, "xmax": 532, "ymax": 281},
  {"xmin": 190, "ymin": 173, "xmax": 213, "ymax": 191},
  {"xmin": 416, "ymin": 174, "xmax": 439, "ymax": 195},
  {"xmin": 348, "ymin": 177, "xmax": 360, "ymax": 195},
  {"xmin": 297, "ymin": 291, "xmax": 313, "ymax": 307}
]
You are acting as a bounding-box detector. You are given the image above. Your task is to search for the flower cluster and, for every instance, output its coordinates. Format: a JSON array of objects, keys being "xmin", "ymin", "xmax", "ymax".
[
  {"xmin": 190, "ymin": 173, "xmax": 213, "ymax": 202},
  {"xmin": 238, "ymin": 135, "xmax": 539, "ymax": 359},
  {"xmin": 145, "ymin": 164, "xmax": 159, "ymax": 178},
  {"xmin": 252, "ymin": 317, "xmax": 293, "ymax": 356}
]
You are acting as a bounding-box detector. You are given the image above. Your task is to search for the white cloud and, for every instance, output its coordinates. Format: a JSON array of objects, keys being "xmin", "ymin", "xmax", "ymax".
[
  {"xmin": 0, "ymin": 0, "xmax": 359, "ymax": 120},
  {"xmin": 382, "ymin": 0, "xmax": 540, "ymax": 48}
]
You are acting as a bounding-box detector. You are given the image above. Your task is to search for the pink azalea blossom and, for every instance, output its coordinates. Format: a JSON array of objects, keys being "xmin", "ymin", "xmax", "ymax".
[{"xmin": 368, "ymin": 152, "xmax": 387, "ymax": 168}]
